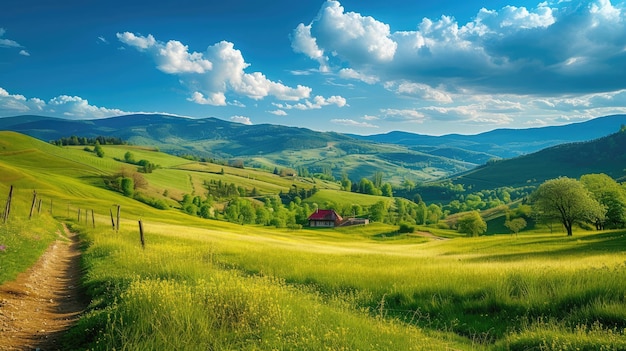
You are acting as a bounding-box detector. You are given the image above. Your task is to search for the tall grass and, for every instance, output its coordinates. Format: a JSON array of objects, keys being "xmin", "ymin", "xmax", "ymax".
[{"xmin": 70, "ymin": 223, "xmax": 468, "ymax": 350}]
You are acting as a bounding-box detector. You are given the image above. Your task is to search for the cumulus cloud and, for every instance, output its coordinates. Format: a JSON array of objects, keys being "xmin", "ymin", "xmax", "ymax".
[
  {"xmin": 331, "ymin": 119, "xmax": 379, "ymax": 128},
  {"xmin": 118, "ymin": 32, "xmax": 313, "ymax": 106},
  {"xmin": 293, "ymin": 0, "xmax": 626, "ymax": 96},
  {"xmin": 268, "ymin": 109, "xmax": 288, "ymax": 116},
  {"xmin": 272, "ymin": 95, "xmax": 347, "ymax": 110},
  {"xmin": 18, "ymin": 50, "xmax": 30, "ymax": 56},
  {"xmin": 385, "ymin": 81, "xmax": 452, "ymax": 103},
  {"xmin": 380, "ymin": 109, "xmax": 426, "ymax": 123},
  {"xmin": 0, "ymin": 87, "xmax": 129, "ymax": 119},
  {"xmin": 230, "ymin": 115, "xmax": 253, "ymax": 125}
]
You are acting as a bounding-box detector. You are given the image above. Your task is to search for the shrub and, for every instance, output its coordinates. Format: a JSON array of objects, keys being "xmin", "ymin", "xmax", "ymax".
[{"xmin": 398, "ymin": 222, "xmax": 415, "ymax": 233}]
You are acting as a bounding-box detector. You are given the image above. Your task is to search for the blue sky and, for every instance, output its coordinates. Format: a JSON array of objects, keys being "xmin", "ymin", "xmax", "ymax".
[{"xmin": 1, "ymin": 0, "xmax": 626, "ymax": 135}]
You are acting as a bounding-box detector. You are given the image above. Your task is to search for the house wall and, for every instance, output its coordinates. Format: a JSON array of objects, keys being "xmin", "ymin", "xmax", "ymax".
[{"xmin": 309, "ymin": 220, "xmax": 335, "ymax": 227}]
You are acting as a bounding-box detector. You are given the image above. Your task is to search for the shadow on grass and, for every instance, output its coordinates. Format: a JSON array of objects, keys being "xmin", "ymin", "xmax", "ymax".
[{"xmin": 467, "ymin": 230, "xmax": 626, "ymax": 263}]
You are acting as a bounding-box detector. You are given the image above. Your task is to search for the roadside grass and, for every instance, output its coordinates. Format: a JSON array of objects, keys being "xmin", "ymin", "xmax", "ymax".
[
  {"xmin": 68, "ymin": 222, "xmax": 469, "ymax": 351},
  {"xmin": 0, "ymin": 182, "xmax": 61, "ymax": 284}
]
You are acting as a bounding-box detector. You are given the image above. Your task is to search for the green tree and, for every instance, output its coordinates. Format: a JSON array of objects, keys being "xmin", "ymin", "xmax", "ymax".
[
  {"xmin": 341, "ymin": 172, "xmax": 352, "ymax": 191},
  {"xmin": 94, "ymin": 141, "xmax": 105, "ymax": 158},
  {"xmin": 369, "ymin": 201, "xmax": 388, "ymax": 222},
  {"xmin": 531, "ymin": 177, "xmax": 606, "ymax": 236},
  {"xmin": 120, "ymin": 177, "xmax": 134, "ymax": 197},
  {"xmin": 124, "ymin": 151, "xmax": 135, "ymax": 164},
  {"xmin": 457, "ymin": 211, "xmax": 487, "ymax": 237},
  {"xmin": 504, "ymin": 217, "xmax": 527, "ymax": 236},
  {"xmin": 580, "ymin": 173, "xmax": 626, "ymax": 229},
  {"xmin": 426, "ymin": 204, "xmax": 443, "ymax": 224},
  {"xmin": 381, "ymin": 183, "xmax": 393, "ymax": 197}
]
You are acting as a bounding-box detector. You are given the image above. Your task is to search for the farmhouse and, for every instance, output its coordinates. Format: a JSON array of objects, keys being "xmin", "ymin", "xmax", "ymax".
[
  {"xmin": 307, "ymin": 209, "xmax": 370, "ymax": 227},
  {"xmin": 307, "ymin": 209, "xmax": 343, "ymax": 227}
]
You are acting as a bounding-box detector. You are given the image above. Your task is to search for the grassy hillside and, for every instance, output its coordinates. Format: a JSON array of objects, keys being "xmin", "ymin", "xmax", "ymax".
[
  {"xmin": 451, "ymin": 129, "xmax": 626, "ymax": 190},
  {"xmin": 0, "ymin": 114, "xmax": 478, "ymax": 183},
  {"xmin": 2, "ymin": 131, "xmax": 626, "ymax": 350}
]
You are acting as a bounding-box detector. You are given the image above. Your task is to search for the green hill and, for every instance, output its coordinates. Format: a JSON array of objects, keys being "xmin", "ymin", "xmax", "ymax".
[{"xmin": 450, "ymin": 128, "xmax": 626, "ymax": 190}]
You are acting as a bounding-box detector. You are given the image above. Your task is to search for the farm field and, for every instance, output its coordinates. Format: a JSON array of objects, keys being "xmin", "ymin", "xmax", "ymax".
[{"xmin": 1, "ymin": 131, "xmax": 626, "ymax": 350}]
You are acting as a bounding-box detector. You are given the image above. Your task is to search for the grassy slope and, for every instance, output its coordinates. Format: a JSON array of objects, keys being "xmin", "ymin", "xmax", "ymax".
[{"xmin": 2, "ymin": 131, "xmax": 625, "ymax": 350}]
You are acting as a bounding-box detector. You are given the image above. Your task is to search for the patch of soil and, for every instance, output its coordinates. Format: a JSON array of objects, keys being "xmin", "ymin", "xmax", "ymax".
[{"xmin": 0, "ymin": 224, "xmax": 87, "ymax": 351}]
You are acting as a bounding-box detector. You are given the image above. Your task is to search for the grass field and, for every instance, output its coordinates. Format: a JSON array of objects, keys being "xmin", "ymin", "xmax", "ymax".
[{"xmin": 2, "ymin": 131, "xmax": 626, "ymax": 350}]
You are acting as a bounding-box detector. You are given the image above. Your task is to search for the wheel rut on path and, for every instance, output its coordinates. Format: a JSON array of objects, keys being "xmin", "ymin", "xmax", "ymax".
[{"xmin": 0, "ymin": 224, "xmax": 87, "ymax": 351}]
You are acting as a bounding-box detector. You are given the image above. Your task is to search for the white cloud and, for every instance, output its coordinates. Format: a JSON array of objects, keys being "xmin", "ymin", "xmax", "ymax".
[
  {"xmin": 331, "ymin": 119, "xmax": 378, "ymax": 128},
  {"xmin": 0, "ymin": 28, "xmax": 22, "ymax": 48},
  {"xmin": 338, "ymin": 68, "xmax": 379, "ymax": 84},
  {"xmin": 294, "ymin": 0, "xmax": 626, "ymax": 96},
  {"xmin": 362, "ymin": 115, "xmax": 379, "ymax": 121},
  {"xmin": 230, "ymin": 115, "xmax": 252, "ymax": 125},
  {"xmin": 381, "ymin": 108, "xmax": 426, "ymax": 123},
  {"xmin": 117, "ymin": 32, "xmax": 212, "ymax": 74},
  {"xmin": 291, "ymin": 23, "xmax": 329, "ymax": 72},
  {"xmin": 385, "ymin": 81, "xmax": 453, "ymax": 103},
  {"xmin": 0, "ymin": 87, "xmax": 129, "ymax": 119},
  {"xmin": 187, "ymin": 91, "xmax": 226, "ymax": 106},
  {"xmin": 19, "ymin": 50, "xmax": 29, "ymax": 56},
  {"xmin": 118, "ymin": 32, "xmax": 313, "ymax": 105},
  {"xmin": 268, "ymin": 109, "xmax": 288, "ymax": 116},
  {"xmin": 272, "ymin": 95, "xmax": 347, "ymax": 110}
]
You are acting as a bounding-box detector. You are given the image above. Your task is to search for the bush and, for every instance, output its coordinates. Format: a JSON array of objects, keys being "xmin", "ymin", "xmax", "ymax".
[{"xmin": 398, "ymin": 222, "xmax": 415, "ymax": 233}]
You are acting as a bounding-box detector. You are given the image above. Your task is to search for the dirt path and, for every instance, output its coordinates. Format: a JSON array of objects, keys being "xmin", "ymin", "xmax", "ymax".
[{"xmin": 0, "ymin": 224, "xmax": 86, "ymax": 351}]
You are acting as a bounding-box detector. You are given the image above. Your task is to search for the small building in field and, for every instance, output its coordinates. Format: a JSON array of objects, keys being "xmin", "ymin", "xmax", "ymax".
[{"xmin": 308, "ymin": 209, "xmax": 343, "ymax": 227}]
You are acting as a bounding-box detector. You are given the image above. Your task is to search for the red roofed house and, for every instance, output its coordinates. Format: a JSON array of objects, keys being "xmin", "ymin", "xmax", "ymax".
[{"xmin": 308, "ymin": 209, "xmax": 343, "ymax": 228}]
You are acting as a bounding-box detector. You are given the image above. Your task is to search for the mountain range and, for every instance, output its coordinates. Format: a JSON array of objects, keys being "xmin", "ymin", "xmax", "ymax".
[{"xmin": 1, "ymin": 114, "xmax": 625, "ymax": 185}]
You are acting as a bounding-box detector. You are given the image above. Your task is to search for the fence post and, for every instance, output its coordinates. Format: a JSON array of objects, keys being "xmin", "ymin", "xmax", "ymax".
[
  {"xmin": 116, "ymin": 205, "xmax": 121, "ymax": 232},
  {"xmin": 78, "ymin": 208, "xmax": 81, "ymax": 222},
  {"xmin": 109, "ymin": 208, "xmax": 115, "ymax": 230},
  {"xmin": 29, "ymin": 191, "xmax": 37, "ymax": 220},
  {"xmin": 3, "ymin": 185, "xmax": 13, "ymax": 223},
  {"xmin": 138, "ymin": 219, "xmax": 145, "ymax": 249},
  {"xmin": 38, "ymin": 199, "xmax": 42, "ymax": 215},
  {"xmin": 91, "ymin": 209, "xmax": 96, "ymax": 228}
]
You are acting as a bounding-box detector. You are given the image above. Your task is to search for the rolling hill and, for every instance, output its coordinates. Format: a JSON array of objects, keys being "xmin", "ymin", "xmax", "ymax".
[
  {"xmin": 0, "ymin": 114, "xmax": 473, "ymax": 183},
  {"xmin": 2, "ymin": 113, "xmax": 626, "ymax": 184},
  {"xmin": 450, "ymin": 128, "xmax": 626, "ymax": 190}
]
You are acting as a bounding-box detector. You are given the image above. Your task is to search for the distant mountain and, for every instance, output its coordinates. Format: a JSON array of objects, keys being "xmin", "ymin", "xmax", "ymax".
[
  {"xmin": 2, "ymin": 114, "xmax": 625, "ymax": 184},
  {"xmin": 351, "ymin": 114, "xmax": 626, "ymax": 159},
  {"xmin": 0, "ymin": 114, "xmax": 471, "ymax": 183},
  {"xmin": 450, "ymin": 128, "xmax": 626, "ymax": 190}
]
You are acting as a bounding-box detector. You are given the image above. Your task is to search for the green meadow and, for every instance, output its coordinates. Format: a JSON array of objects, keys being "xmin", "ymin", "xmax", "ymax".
[{"xmin": 1, "ymin": 131, "xmax": 626, "ymax": 350}]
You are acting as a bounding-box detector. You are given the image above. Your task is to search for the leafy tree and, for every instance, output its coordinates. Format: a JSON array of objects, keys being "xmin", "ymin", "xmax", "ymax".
[
  {"xmin": 426, "ymin": 204, "xmax": 443, "ymax": 224},
  {"xmin": 457, "ymin": 211, "xmax": 487, "ymax": 237},
  {"xmin": 580, "ymin": 173, "xmax": 626, "ymax": 229},
  {"xmin": 381, "ymin": 183, "xmax": 393, "ymax": 197},
  {"xmin": 94, "ymin": 141, "xmax": 105, "ymax": 158},
  {"xmin": 341, "ymin": 172, "xmax": 352, "ymax": 191},
  {"xmin": 120, "ymin": 177, "xmax": 134, "ymax": 197},
  {"xmin": 504, "ymin": 217, "xmax": 527, "ymax": 236},
  {"xmin": 369, "ymin": 201, "xmax": 388, "ymax": 222},
  {"xmin": 124, "ymin": 151, "xmax": 135, "ymax": 164},
  {"xmin": 531, "ymin": 177, "xmax": 606, "ymax": 236}
]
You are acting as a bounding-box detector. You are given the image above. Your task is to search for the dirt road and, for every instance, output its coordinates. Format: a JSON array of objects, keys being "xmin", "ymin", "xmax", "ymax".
[{"xmin": 0, "ymin": 224, "xmax": 86, "ymax": 351}]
